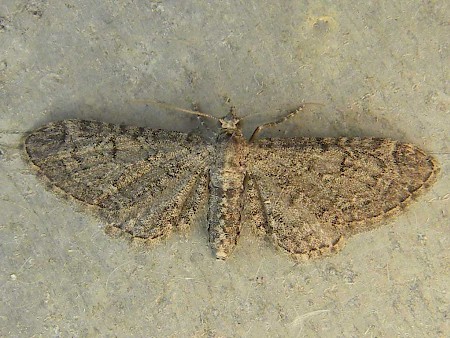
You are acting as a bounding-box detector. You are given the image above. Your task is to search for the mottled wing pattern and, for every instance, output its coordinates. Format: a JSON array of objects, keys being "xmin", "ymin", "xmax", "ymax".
[
  {"xmin": 248, "ymin": 137, "xmax": 437, "ymax": 259},
  {"xmin": 25, "ymin": 119, "xmax": 212, "ymax": 242}
]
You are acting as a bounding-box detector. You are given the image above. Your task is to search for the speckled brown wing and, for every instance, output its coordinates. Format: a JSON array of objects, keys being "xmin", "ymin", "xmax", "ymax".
[
  {"xmin": 247, "ymin": 137, "xmax": 438, "ymax": 260},
  {"xmin": 25, "ymin": 119, "xmax": 212, "ymax": 242}
]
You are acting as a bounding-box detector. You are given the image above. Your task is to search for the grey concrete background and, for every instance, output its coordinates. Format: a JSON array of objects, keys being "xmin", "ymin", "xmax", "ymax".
[{"xmin": 1, "ymin": 1, "xmax": 448, "ymax": 337}]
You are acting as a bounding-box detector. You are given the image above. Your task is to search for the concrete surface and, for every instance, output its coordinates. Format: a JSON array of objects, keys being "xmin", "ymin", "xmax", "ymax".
[{"xmin": 0, "ymin": 1, "xmax": 448, "ymax": 337}]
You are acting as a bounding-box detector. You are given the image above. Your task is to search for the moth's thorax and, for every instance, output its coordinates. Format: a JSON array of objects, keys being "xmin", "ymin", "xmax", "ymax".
[{"xmin": 212, "ymin": 129, "xmax": 248, "ymax": 182}]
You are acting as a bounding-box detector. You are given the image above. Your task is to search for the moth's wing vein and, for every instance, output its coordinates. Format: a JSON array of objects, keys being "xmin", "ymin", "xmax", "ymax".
[
  {"xmin": 25, "ymin": 119, "xmax": 212, "ymax": 242},
  {"xmin": 247, "ymin": 137, "xmax": 438, "ymax": 259}
]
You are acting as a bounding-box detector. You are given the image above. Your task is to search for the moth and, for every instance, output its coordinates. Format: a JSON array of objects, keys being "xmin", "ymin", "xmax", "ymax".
[{"xmin": 24, "ymin": 106, "xmax": 438, "ymax": 260}]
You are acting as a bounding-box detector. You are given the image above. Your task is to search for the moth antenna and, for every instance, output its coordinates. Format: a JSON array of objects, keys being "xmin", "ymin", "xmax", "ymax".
[
  {"xmin": 241, "ymin": 102, "xmax": 324, "ymax": 121},
  {"xmin": 131, "ymin": 99, "xmax": 220, "ymax": 121},
  {"xmin": 248, "ymin": 102, "xmax": 325, "ymax": 142},
  {"xmin": 193, "ymin": 111, "xmax": 217, "ymax": 140}
]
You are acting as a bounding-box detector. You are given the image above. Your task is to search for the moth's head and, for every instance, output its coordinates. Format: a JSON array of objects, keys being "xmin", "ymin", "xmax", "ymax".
[{"xmin": 219, "ymin": 107, "xmax": 241, "ymax": 133}]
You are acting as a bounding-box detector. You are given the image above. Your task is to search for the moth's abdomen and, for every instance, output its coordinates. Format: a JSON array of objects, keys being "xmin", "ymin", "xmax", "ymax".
[{"xmin": 208, "ymin": 134, "xmax": 248, "ymax": 259}]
